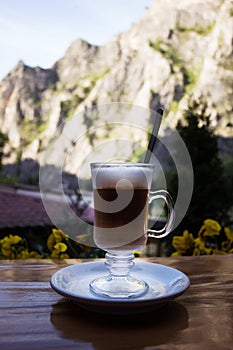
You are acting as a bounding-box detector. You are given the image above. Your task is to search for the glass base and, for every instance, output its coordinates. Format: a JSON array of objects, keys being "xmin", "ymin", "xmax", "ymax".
[
  {"xmin": 89, "ymin": 252, "xmax": 149, "ymax": 298},
  {"xmin": 90, "ymin": 275, "xmax": 149, "ymax": 298}
]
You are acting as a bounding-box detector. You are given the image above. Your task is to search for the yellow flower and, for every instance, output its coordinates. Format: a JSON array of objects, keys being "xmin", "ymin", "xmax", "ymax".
[
  {"xmin": 1, "ymin": 247, "xmax": 15, "ymax": 259},
  {"xmin": 54, "ymin": 242, "xmax": 67, "ymax": 253},
  {"xmin": 16, "ymin": 250, "xmax": 30, "ymax": 259},
  {"xmin": 0, "ymin": 235, "xmax": 23, "ymax": 259},
  {"xmin": 47, "ymin": 234, "xmax": 56, "ymax": 251},
  {"xmin": 193, "ymin": 248, "xmax": 200, "ymax": 256},
  {"xmin": 171, "ymin": 220, "xmax": 232, "ymax": 257},
  {"xmin": 51, "ymin": 250, "xmax": 59, "ymax": 259},
  {"xmin": 195, "ymin": 237, "xmax": 212, "ymax": 255},
  {"xmin": 60, "ymin": 253, "xmax": 69, "ymax": 259},
  {"xmin": 29, "ymin": 251, "xmax": 42, "ymax": 259},
  {"xmin": 221, "ymin": 227, "xmax": 233, "ymax": 253},
  {"xmin": 198, "ymin": 219, "xmax": 221, "ymax": 238},
  {"xmin": 47, "ymin": 229, "xmax": 68, "ymax": 251},
  {"xmin": 195, "ymin": 237, "xmax": 206, "ymax": 251},
  {"xmin": 9, "ymin": 235, "xmax": 22, "ymax": 245},
  {"xmin": 51, "ymin": 242, "xmax": 69, "ymax": 259},
  {"xmin": 172, "ymin": 230, "xmax": 194, "ymax": 253},
  {"xmin": 1, "ymin": 241, "xmax": 12, "ymax": 252},
  {"xmin": 52, "ymin": 229, "xmax": 68, "ymax": 243},
  {"xmin": 1, "ymin": 234, "xmax": 22, "ymax": 246},
  {"xmin": 224, "ymin": 227, "xmax": 233, "ymax": 242}
]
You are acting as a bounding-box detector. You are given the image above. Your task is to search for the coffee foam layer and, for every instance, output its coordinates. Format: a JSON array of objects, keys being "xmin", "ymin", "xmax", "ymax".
[{"xmin": 92, "ymin": 167, "xmax": 152, "ymax": 189}]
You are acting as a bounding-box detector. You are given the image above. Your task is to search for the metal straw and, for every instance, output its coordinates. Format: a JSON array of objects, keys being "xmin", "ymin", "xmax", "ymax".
[{"xmin": 144, "ymin": 108, "xmax": 164, "ymax": 163}]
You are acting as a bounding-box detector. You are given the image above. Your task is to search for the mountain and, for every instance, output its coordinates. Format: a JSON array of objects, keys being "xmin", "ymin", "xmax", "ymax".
[{"xmin": 0, "ymin": 0, "xmax": 232, "ymax": 182}]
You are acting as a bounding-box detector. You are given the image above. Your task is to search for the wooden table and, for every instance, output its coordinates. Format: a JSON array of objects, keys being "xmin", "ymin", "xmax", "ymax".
[{"xmin": 0, "ymin": 255, "xmax": 232, "ymax": 350}]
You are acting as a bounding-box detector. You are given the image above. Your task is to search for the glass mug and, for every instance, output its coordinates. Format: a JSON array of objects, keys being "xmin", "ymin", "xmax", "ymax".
[{"xmin": 89, "ymin": 162, "xmax": 175, "ymax": 298}]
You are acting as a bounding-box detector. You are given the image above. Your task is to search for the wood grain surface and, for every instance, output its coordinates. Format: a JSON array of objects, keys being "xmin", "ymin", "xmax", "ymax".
[{"xmin": 0, "ymin": 255, "xmax": 232, "ymax": 350}]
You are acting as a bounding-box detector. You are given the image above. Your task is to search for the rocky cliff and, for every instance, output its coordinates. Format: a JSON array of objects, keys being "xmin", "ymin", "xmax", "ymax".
[{"xmin": 0, "ymin": 0, "xmax": 232, "ymax": 181}]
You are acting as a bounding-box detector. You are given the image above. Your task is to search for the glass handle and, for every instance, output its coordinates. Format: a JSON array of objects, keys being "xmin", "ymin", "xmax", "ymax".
[{"xmin": 148, "ymin": 190, "xmax": 175, "ymax": 239}]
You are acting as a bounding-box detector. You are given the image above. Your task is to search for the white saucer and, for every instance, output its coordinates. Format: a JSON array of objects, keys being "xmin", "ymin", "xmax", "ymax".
[{"xmin": 50, "ymin": 261, "xmax": 190, "ymax": 314}]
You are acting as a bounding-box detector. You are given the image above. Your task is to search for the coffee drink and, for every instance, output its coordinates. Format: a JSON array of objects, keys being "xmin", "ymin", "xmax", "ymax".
[{"xmin": 91, "ymin": 164, "xmax": 152, "ymax": 251}]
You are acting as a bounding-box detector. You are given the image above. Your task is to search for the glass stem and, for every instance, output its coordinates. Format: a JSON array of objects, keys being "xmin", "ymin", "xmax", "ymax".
[{"xmin": 105, "ymin": 252, "xmax": 135, "ymax": 278}]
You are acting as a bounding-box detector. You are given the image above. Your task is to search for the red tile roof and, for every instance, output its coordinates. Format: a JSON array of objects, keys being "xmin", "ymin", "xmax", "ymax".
[
  {"xmin": 0, "ymin": 185, "xmax": 94, "ymax": 229},
  {"xmin": 0, "ymin": 185, "xmax": 53, "ymax": 228}
]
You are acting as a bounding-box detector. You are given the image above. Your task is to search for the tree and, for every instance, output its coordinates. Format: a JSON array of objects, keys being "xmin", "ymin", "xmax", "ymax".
[{"xmin": 170, "ymin": 99, "xmax": 231, "ymax": 233}]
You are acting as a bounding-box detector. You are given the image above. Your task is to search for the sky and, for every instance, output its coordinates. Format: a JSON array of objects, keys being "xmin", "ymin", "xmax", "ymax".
[{"xmin": 0, "ymin": 0, "xmax": 152, "ymax": 81}]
